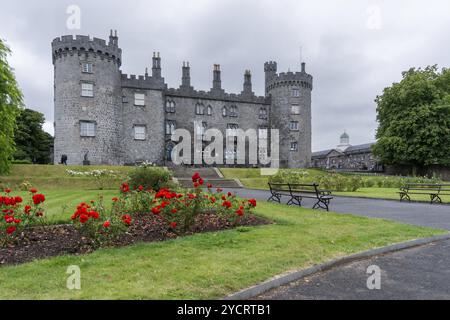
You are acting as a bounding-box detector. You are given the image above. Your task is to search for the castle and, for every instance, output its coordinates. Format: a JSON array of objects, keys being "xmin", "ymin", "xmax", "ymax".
[{"xmin": 52, "ymin": 30, "xmax": 313, "ymax": 168}]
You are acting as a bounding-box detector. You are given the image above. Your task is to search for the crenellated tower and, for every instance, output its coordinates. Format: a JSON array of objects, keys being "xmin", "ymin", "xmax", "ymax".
[
  {"xmin": 52, "ymin": 30, "xmax": 123, "ymax": 165},
  {"xmin": 265, "ymin": 61, "xmax": 313, "ymax": 168}
]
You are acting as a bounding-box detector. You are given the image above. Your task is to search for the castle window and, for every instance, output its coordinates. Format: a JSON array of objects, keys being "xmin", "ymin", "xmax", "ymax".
[
  {"xmin": 259, "ymin": 108, "xmax": 268, "ymax": 120},
  {"xmin": 134, "ymin": 93, "xmax": 145, "ymax": 106},
  {"xmin": 289, "ymin": 121, "xmax": 299, "ymax": 131},
  {"xmin": 82, "ymin": 63, "xmax": 93, "ymax": 73},
  {"xmin": 222, "ymin": 106, "xmax": 228, "ymax": 117},
  {"xmin": 195, "ymin": 103, "xmax": 204, "ymax": 115},
  {"xmin": 134, "ymin": 125, "xmax": 146, "ymax": 140},
  {"xmin": 196, "ymin": 122, "xmax": 207, "ymax": 140},
  {"xmin": 229, "ymin": 106, "xmax": 238, "ymax": 117},
  {"xmin": 206, "ymin": 105, "xmax": 213, "ymax": 116},
  {"xmin": 166, "ymin": 100, "xmax": 175, "ymax": 113},
  {"xmin": 80, "ymin": 121, "xmax": 96, "ymax": 137},
  {"xmin": 291, "ymin": 105, "xmax": 300, "ymax": 115},
  {"xmin": 292, "ymin": 88, "xmax": 300, "ymax": 97},
  {"xmin": 81, "ymin": 82, "xmax": 94, "ymax": 97},
  {"xmin": 290, "ymin": 141, "xmax": 298, "ymax": 151},
  {"xmin": 166, "ymin": 121, "xmax": 176, "ymax": 135}
]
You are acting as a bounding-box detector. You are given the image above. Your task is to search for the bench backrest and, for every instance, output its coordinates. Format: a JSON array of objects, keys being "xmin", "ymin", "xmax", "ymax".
[
  {"xmin": 402, "ymin": 183, "xmax": 444, "ymax": 192},
  {"xmin": 268, "ymin": 183, "xmax": 290, "ymax": 193},
  {"xmin": 288, "ymin": 183, "xmax": 320, "ymax": 195}
]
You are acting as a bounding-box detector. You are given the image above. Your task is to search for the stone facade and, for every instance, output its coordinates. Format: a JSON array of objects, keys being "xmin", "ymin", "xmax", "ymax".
[
  {"xmin": 52, "ymin": 31, "xmax": 313, "ymax": 168},
  {"xmin": 311, "ymin": 133, "xmax": 382, "ymax": 171}
]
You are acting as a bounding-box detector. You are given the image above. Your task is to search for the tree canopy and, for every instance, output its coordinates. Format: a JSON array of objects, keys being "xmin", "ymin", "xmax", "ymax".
[
  {"xmin": 373, "ymin": 65, "xmax": 450, "ymax": 168},
  {"xmin": 14, "ymin": 108, "xmax": 53, "ymax": 164},
  {"xmin": 0, "ymin": 39, "xmax": 23, "ymax": 174}
]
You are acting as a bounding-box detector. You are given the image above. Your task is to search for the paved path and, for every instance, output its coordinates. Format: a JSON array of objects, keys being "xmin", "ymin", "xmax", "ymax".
[
  {"xmin": 255, "ymin": 240, "xmax": 450, "ymax": 300},
  {"xmin": 224, "ymin": 188, "xmax": 450, "ymax": 230},
  {"xmin": 222, "ymin": 188, "xmax": 450, "ymax": 300}
]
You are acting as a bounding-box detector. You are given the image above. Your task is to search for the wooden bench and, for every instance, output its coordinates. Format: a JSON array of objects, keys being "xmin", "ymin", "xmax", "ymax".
[
  {"xmin": 268, "ymin": 183, "xmax": 334, "ymax": 211},
  {"xmin": 399, "ymin": 183, "xmax": 450, "ymax": 204}
]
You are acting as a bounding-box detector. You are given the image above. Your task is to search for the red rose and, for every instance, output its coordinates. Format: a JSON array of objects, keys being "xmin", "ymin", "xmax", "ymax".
[
  {"xmin": 216, "ymin": 188, "xmax": 223, "ymax": 193},
  {"xmin": 152, "ymin": 206, "xmax": 161, "ymax": 215},
  {"xmin": 103, "ymin": 221, "xmax": 111, "ymax": 228},
  {"xmin": 138, "ymin": 185, "xmax": 144, "ymax": 191},
  {"xmin": 6, "ymin": 226, "xmax": 16, "ymax": 235},
  {"xmin": 122, "ymin": 214, "xmax": 132, "ymax": 226},
  {"xmin": 5, "ymin": 216, "xmax": 14, "ymax": 224},
  {"xmin": 36, "ymin": 212, "xmax": 44, "ymax": 217},
  {"xmin": 24, "ymin": 205, "xmax": 31, "ymax": 215},
  {"xmin": 121, "ymin": 183, "xmax": 130, "ymax": 193},
  {"xmin": 89, "ymin": 211, "xmax": 100, "ymax": 219},
  {"xmin": 192, "ymin": 172, "xmax": 201, "ymax": 182},
  {"xmin": 79, "ymin": 214, "xmax": 89, "ymax": 224},
  {"xmin": 248, "ymin": 199, "xmax": 257, "ymax": 207},
  {"xmin": 32, "ymin": 194, "xmax": 45, "ymax": 205},
  {"xmin": 14, "ymin": 219, "xmax": 21, "ymax": 224},
  {"xmin": 193, "ymin": 182, "xmax": 200, "ymax": 188},
  {"xmin": 210, "ymin": 197, "xmax": 216, "ymax": 204},
  {"xmin": 14, "ymin": 196, "xmax": 23, "ymax": 203},
  {"xmin": 4, "ymin": 188, "xmax": 11, "ymax": 194},
  {"xmin": 222, "ymin": 195, "xmax": 226, "ymax": 201},
  {"xmin": 30, "ymin": 188, "xmax": 38, "ymax": 194},
  {"xmin": 171, "ymin": 208, "xmax": 178, "ymax": 214},
  {"xmin": 188, "ymin": 193, "xmax": 196, "ymax": 200},
  {"xmin": 228, "ymin": 192, "xmax": 233, "ymax": 197},
  {"xmin": 169, "ymin": 222, "xmax": 177, "ymax": 229},
  {"xmin": 112, "ymin": 197, "xmax": 119, "ymax": 202},
  {"xmin": 207, "ymin": 183, "xmax": 213, "ymax": 189},
  {"xmin": 198, "ymin": 178, "xmax": 204, "ymax": 185},
  {"xmin": 222, "ymin": 201, "xmax": 232, "ymax": 209},
  {"xmin": 236, "ymin": 209, "xmax": 244, "ymax": 216}
]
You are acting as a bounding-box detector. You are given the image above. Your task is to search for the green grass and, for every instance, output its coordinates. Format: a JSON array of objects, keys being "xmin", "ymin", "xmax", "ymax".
[
  {"xmin": 0, "ymin": 164, "xmax": 134, "ymax": 190},
  {"xmin": 13, "ymin": 189, "xmax": 117, "ymax": 224},
  {"xmin": 0, "ymin": 201, "xmax": 444, "ymax": 299},
  {"xmin": 335, "ymin": 187, "xmax": 450, "ymax": 203}
]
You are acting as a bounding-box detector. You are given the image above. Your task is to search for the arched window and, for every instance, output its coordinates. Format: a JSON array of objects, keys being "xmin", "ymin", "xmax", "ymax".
[
  {"xmin": 206, "ymin": 105, "xmax": 213, "ymax": 116},
  {"xmin": 166, "ymin": 100, "xmax": 175, "ymax": 113},
  {"xmin": 259, "ymin": 108, "xmax": 267, "ymax": 119},
  {"xmin": 230, "ymin": 105, "xmax": 238, "ymax": 117},
  {"xmin": 222, "ymin": 106, "xmax": 228, "ymax": 117},
  {"xmin": 195, "ymin": 103, "xmax": 204, "ymax": 115}
]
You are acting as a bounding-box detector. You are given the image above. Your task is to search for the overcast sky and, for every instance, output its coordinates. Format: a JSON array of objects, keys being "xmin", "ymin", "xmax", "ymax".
[{"xmin": 1, "ymin": 0, "xmax": 450, "ymax": 151}]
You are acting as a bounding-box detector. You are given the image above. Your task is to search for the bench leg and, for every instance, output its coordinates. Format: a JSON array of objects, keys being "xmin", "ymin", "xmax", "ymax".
[
  {"xmin": 430, "ymin": 194, "xmax": 442, "ymax": 204},
  {"xmin": 313, "ymin": 199, "xmax": 330, "ymax": 212},
  {"xmin": 268, "ymin": 194, "xmax": 281, "ymax": 203},
  {"xmin": 287, "ymin": 196, "xmax": 302, "ymax": 206}
]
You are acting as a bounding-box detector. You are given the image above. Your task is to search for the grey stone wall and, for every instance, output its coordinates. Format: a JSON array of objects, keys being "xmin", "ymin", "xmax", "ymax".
[{"xmin": 53, "ymin": 35, "xmax": 122, "ymax": 165}]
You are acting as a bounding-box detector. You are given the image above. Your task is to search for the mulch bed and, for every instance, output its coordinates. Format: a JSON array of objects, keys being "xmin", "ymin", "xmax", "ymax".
[{"xmin": 0, "ymin": 213, "xmax": 270, "ymax": 267}]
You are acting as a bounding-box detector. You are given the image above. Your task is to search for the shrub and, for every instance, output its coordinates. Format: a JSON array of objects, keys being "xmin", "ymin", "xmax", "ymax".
[
  {"xmin": 66, "ymin": 169, "xmax": 121, "ymax": 190},
  {"xmin": 70, "ymin": 197, "xmax": 131, "ymax": 247},
  {"xmin": 127, "ymin": 165, "xmax": 172, "ymax": 191},
  {"xmin": 11, "ymin": 159, "xmax": 32, "ymax": 165},
  {"xmin": 0, "ymin": 187, "xmax": 46, "ymax": 245}
]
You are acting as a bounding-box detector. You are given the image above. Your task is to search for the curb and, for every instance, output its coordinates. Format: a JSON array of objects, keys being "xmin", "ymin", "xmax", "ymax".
[{"xmin": 224, "ymin": 233, "xmax": 450, "ymax": 300}]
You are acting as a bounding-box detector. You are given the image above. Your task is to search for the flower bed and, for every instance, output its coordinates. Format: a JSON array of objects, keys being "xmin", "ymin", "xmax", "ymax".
[{"xmin": 0, "ymin": 173, "xmax": 268, "ymax": 266}]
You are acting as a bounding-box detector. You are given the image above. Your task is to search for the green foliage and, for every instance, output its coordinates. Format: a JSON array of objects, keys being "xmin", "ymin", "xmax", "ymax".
[
  {"xmin": 0, "ymin": 39, "xmax": 23, "ymax": 174},
  {"xmin": 374, "ymin": 65, "xmax": 450, "ymax": 167},
  {"xmin": 14, "ymin": 109, "xmax": 53, "ymax": 164},
  {"xmin": 127, "ymin": 164, "xmax": 172, "ymax": 191}
]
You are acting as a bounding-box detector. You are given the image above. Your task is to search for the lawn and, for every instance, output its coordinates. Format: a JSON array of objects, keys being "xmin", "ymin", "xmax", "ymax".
[
  {"xmin": 335, "ymin": 187, "xmax": 450, "ymax": 203},
  {"xmin": 0, "ymin": 164, "xmax": 133, "ymax": 190},
  {"xmin": 0, "ymin": 200, "xmax": 444, "ymax": 299}
]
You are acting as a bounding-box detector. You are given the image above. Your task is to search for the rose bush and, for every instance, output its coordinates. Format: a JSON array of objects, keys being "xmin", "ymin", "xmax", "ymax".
[{"xmin": 0, "ymin": 187, "xmax": 46, "ymax": 245}]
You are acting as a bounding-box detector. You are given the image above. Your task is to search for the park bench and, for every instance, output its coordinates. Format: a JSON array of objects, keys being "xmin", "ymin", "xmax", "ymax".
[
  {"xmin": 268, "ymin": 183, "xmax": 334, "ymax": 211},
  {"xmin": 398, "ymin": 183, "xmax": 450, "ymax": 204}
]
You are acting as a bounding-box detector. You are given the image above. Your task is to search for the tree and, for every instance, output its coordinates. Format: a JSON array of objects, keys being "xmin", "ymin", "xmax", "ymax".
[
  {"xmin": 373, "ymin": 66, "xmax": 450, "ymax": 169},
  {"xmin": 14, "ymin": 109, "xmax": 54, "ymax": 164},
  {"xmin": 0, "ymin": 39, "xmax": 23, "ymax": 174}
]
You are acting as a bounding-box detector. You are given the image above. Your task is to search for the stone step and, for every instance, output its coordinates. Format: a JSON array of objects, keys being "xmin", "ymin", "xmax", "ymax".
[{"xmin": 170, "ymin": 167, "xmax": 222, "ymax": 179}]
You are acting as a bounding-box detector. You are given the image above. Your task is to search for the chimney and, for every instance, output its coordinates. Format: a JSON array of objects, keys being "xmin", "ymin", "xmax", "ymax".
[
  {"xmin": 181, "ymin": 61, "xmax": 191, "ymax": 88},
  {"xmin": 301, "ymin": 62, "xmax": 306, "ymax": 73},
  {"xmin": 212, "ymin": 64, "xmax": 221, "ymax": 90},
  {"xmin": 243, "ymin": 70, "xmax": 252, "ymax": 94},
  {"xmin": 152, "ymin": 52, "xmax": 161, "ymax": 78}
]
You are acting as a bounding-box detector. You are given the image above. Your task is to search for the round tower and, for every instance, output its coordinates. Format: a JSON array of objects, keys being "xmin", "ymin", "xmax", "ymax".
[
  {"xmin": 52, "ymin": 30, "xmax": 123, "ymax": 165},
  {"xmin": 265, "ymin": 61, "xmax": 313, "ymax": 168}
]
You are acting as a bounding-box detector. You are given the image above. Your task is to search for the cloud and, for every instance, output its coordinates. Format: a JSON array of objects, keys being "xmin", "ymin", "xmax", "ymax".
[{"xmin": 1, "ymin": 0, "xmax": 449, "ymax": 150}]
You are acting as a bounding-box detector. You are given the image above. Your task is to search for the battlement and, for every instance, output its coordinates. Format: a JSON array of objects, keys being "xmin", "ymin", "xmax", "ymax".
[
  {"xmin": 120, "ymin": 73, "xmax": 166, "ymax": 90},
  {"xmin": 165, "ymin": 87, "xmax": 269, "ymax": 105},
  {"xmin": 266, "ymin": 70, "xmax": 313, "ymax": 92},
  {"xmin": 52, "ymin": 34, "xmax": 122, "ymax": 66}
]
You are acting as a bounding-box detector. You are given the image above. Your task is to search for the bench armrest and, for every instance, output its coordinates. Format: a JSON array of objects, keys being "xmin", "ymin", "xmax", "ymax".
[{"xmin": 319, "ymin": 189, "xmax": 332, "ymax": 195}]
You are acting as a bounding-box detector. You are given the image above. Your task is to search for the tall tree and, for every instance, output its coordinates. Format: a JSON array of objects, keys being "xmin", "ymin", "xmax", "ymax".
[
  {"xmin": 14, "ymin": 109, "xmax": 54, "ymax": 164},
  {"xmin": 0, "ymin": 39, "xmax": 23, "ymax": 174},
  {"xmin": 373, "ymin": 65, "xmax": 450, "ymax": 169}
]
